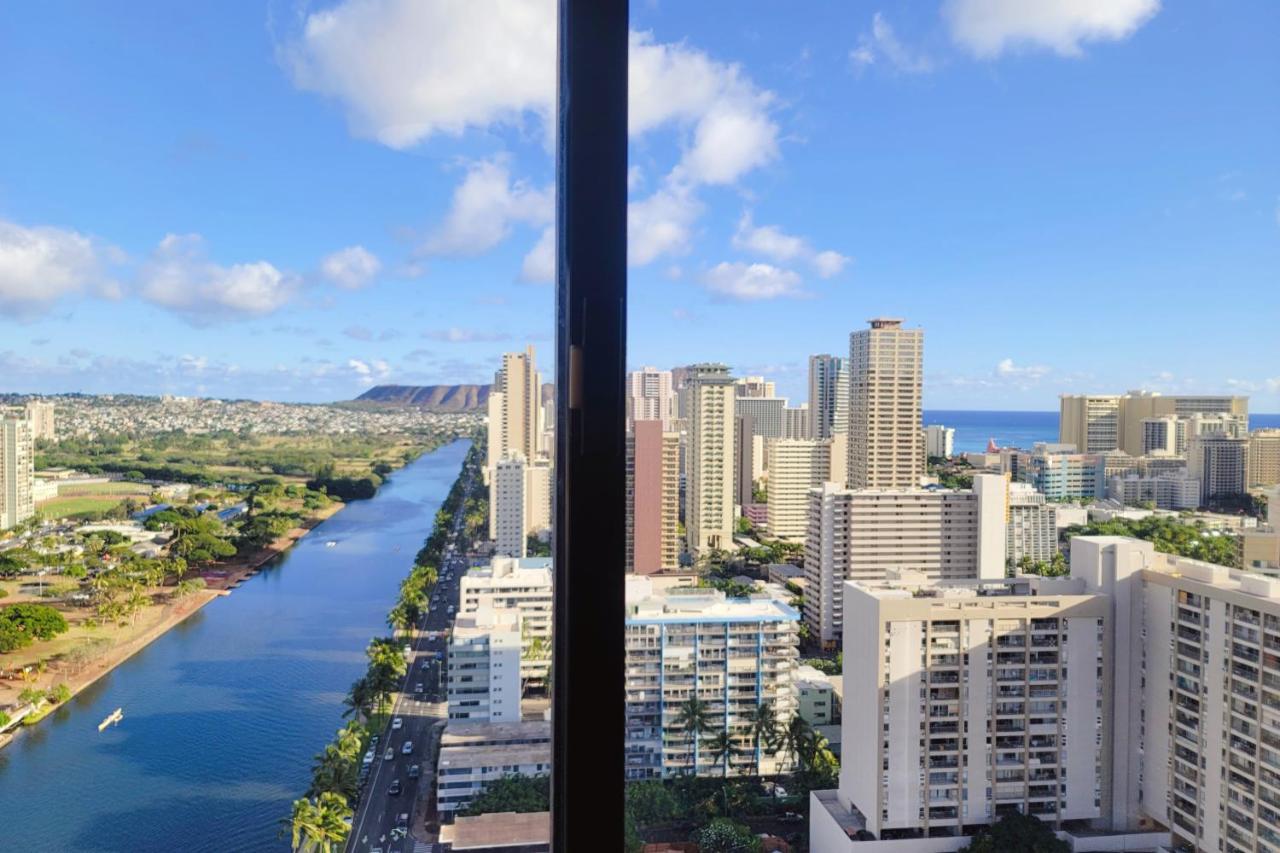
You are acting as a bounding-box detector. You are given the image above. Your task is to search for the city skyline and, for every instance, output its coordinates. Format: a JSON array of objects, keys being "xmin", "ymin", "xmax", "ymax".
[{"xmin": 2, "ymin": 1, "xmax": 1277, "ymax": 408}]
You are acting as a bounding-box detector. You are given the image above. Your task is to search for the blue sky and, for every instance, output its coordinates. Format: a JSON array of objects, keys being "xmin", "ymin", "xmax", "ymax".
[{"xmin": 1, "ymin": 0, "xmax": 1277, "ymax": 410}]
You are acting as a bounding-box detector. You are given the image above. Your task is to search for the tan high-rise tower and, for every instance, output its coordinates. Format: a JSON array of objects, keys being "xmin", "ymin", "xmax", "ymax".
[
  {"xmin": 685, "ymin": 364, "xmax": 736, "ymax": 555},
  {"xmin": 1, "ymin": 411, "xmax": 35, "ymax": 531},
  {"xmin": 847, "ymin": 318, "xmax": 924, "ymax": 489},
  {"xmin": 486, "ymin": 345, "xmax": 543, "ymax": 473}
]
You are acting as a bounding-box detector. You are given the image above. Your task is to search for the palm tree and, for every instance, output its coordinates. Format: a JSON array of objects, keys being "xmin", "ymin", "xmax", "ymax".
[
  {"xmin": 780, "ymin": 713, "xmax": 815, "ymax": 774},
  {"xmin": 334, "ymin": 722, "xmax": 363, "ymax": 763},
  {"xmin": 705, "ymin": 729, "xmax": 735, "ymax": 778},
  {"xmin": 673, "ymin": 696, "xmax": 716, "ymax": 774},
  {"xmin": 747, "ymin": 701, "xmax": 780, "ymax": 777},
  {"xmin": 288, "ymin": 797, "xmax": 322, "ymax": 852},
  {"xmin": 341, "ymin": 676, "xmax": 373, "ymax": 720}
]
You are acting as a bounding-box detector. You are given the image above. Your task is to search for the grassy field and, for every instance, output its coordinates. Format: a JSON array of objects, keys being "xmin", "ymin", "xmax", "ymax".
[
  {"xmin": 56, "ymin": 482, "xmax": 152, "ymax": 497},
  {"xmin": 36, "ymin": 495, "xmax": 127, "ymax": 519}
]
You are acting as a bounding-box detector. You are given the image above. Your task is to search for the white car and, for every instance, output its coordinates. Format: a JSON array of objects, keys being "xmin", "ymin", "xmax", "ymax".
[
  {"xmin": 392, "ymin": 717, "xmax": 403, "ymax": 730},
  {"xmin": 384, "ymin": 747, "xmax": 394, "ymax": 761}
]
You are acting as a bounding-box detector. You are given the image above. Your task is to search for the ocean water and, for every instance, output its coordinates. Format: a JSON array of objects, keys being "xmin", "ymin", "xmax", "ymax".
[
  {"xmin": 0, "ymin": 440, "xmax": 470, "ymax": 853},
  {"xmin": 924, "ymin": 410, "xmax": 1280, "ymax": 455}
]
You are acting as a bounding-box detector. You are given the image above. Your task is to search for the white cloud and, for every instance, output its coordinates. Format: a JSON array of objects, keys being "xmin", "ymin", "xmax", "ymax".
[
  {"xmin": 851, "ymin": 13, "xmax": 935, "ymax": 74},
  {"xmin": 423, "ymin": 328, "xmax": 511, "ymax": 343},
  {"xmin": 520, "ymin": 226, "xmax": 555, "ymax": 283},
  {"xmin": 630, "ymin": 31, "xmax": 779, "ymax": 187},
  {"xmin": 702, "ymin": 262, "xmax": 803, "ymax": 301},
  {"xmin": 995, "ymin": 358, "xmax": 1050, "ymax": 379},
  {"xmin": 139, "ymin": 234, "xmax": 298, "ymax": 320},
  {"xmin": 629, "ymin": 183, "xmax": 703, "ymax": 266},
  {"xmin": 320, "ymin": 245, "xmax": 381, "ymax": 289},
  {"xmin": 282, "ymin": 0, "xmax": 556, "ymax": 149},
  {"xmin": 943, "ymin": 0, "xmax": 1160, "ymax": 58},
  {"xmin": 179, "ymin": 354, "xmax": 208, "ymax": 373},
  {"xmin": 347, "ymin": 357, "xmax": 391, "ymax": 386},
  {"xmin": 0, "ymin": 220, "xmax": 118, "ymax": 317},
  {"xmin": 732, "ymin": 212, "xmax": 850, "ymax": 278},
  {"xmin": 424, "ymin": 157, "xmax": 552, "ymax": 256}
]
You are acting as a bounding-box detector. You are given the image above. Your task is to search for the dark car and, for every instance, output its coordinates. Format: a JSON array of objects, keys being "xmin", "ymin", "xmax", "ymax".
[
  {"xmin": 408, "ymin": 764, "xmax": 421, "ymax": 779},
  {"xmin": 388, "ymin": 778, "xmax": 402, "ymax": 796}
]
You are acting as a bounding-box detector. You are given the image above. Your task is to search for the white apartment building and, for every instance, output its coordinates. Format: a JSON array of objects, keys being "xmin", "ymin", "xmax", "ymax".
[
  {"xmin": 627, "ymin": 366, "xmax": 677, "ymax": 429},
  {"xmin": 24, "ymin": 400, "xmax": 55, "ymax": 442},
  {"xmin": 803, "ymin": 475, "xmax": 1007, "ymax": 649},
  {"xmin": 764, "ymin": 438, "xmax": 830, "ymax": 540},
  {"xmin": 783, "ymin": 405, "xmax": 810, "ymax": 441},
  {"xmin": 1189, "ymin": 432, "xmax": 1249, "ymax": 503},
  {"xmin": 624, "ymin": 577, "xmax": 800, "ymax": 779},
  {"xmin": 436, "ymin": 721, "xmax": 551, "ymax": 817},
  {"xmin": 811, "ymin": 536, "xmax": 1280, "ymax": 853},
  {"xmin": 825, "ymin": 573, "xmax": 1109, "ymax": 842},
  {"xmin": 686, "ymin": 364, "xmax": 736, "ymax": 554},
  {"xmin": 848, "ymin": 318, "xmax": 925, "ymax": 489},
  {"xmin": 735, "ymin": 395, "xmax": 788, "ymax": 439},
  {"xmin": 1, "ymin": 411, "xmax": 35, "ymax": 531},
  {"xmin": 924, "ymin": 425, "xmax": 955, "ymax": 459},
  {"xmin": 490, "ymin": 454, "xmax": 552, "ymax": 558},
  {"xmin": 808, "ymin": 354, "xmax": 850, "ymax": 440},
  {"xmin": 460, "ymin": 557, "xmax": 552, "ymax": 683},
  {"xmin": 446, "ymin": 607, "xmax": 522, "ymax": 723},
  {"xmin": 1249, "ymin": 428, "xmax": 1280, "ymax": 487},
  {"xmin": 1107, "ymin": 472, "xmax": 1201, "ymax": 510},
  {"xmin": 1018, "ymin": 443, "xmax": 1106, "ymax": 500},
  {"xmin": 1007, "ymin": 481, "xmax": 1057, "ymax": 565},
  {"xmin": 792, "ymin": 663, "xmax": 836, "ymax": 726}
]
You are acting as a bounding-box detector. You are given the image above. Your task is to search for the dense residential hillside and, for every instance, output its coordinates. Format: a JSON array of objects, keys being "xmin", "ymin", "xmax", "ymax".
[{"xmin": 353, "ymin": 383, "xmax": 555, "ymax": 412}]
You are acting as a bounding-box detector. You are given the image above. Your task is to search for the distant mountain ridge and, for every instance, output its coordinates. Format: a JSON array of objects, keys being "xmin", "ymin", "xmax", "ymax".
[
  {"xmin": 354, "ymin": 384, "xmax": 491, "ymax": 412},
  {"xmin": 353, "ymin": 383, "xmax": 554, "ymax": 413}
]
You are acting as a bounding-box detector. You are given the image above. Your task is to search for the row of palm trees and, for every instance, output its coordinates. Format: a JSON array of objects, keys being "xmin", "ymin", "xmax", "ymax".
[{"xmin": 672, "ymin": 696, "xmax": 829, "ymax": 779}]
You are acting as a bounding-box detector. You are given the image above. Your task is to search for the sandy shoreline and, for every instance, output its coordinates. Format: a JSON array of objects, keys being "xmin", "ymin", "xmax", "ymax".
[{"xmin": 0, "ymin": 500, "xmax": 347, "ymax": 747}]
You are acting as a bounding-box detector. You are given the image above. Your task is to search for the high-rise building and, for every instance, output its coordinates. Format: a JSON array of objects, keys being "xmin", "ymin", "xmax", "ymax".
[
  {"xmin": 1107, "ymin": 472, "xmax": 1201, "ymax": 510},
  {"xmin": 685, "ymin": 364, "xmax": 736, "ymax": 554},
  {"xmin": 493, "ymin": 455, "xmax": 529, "ymax": 558},
  {"xmin": 1058, "ymin": 394, "xmax": 1121, "ymax": 453},
  {"xmin": 436, "ymin": 721, "xmax": 551, "ymax": 817},
  {"xmin": 459, "ymin": 557, "xmax": 553, "ymax": 684},
  {"xmin": 808, "ymin": 354, "xmax": 849, "ymax": 440},
  {"xmin": 626, "ymin": 367, "xmax": 677, "ymax": 429},
  {"xmin": 1006, "ymin": 481, "xmax": 1057, "ymax": 565},
  {"xmin": 783, "ymin": 405, "xmax": 810, "ymax": 440},
  {"xmin": 1188, "ymin": 432, "xmax": 1249, "ymax": 503},
  {"xmin": 1061, "ymin": 391, "xmax": 1249, "ymax": 456},
  {"xmin": 814, "ymin": 534, "xmax": 1280, "ymax": 853},
  {"xmin": 923, "ymin": 425, "xmax": 954, "ymax": 459},
  {"xmin": 23, "ymin": 401, "xmax": 55, "ymax": 442},
  {"xmin": 626, "ymin": 421, "xmax": 680, "ymax": 574},
  {"xmin": 1018, "ymin": 443, "xmax": 1106, "ymax": 500},
  {"xmin": 623, "ymin": 577, "xmax": 800, "ymax": 779},
  {"xmin": 446, "ymin": 607, "xmax": 523, "ymax": 723},
  {"xmin": 1141, "ymin": 415, "xmax": 1180, "ymax": 456},
  {"xmin": 1, "ymin": 411, "xmax": 35, "ymax": 531},
  {"xmin": 734, "ymin": 395, "xmax": 787, "ymax": 439},
  {"xmin": 847, "ymin": 318, "xmax": 924, "ymax": 489},
  {"xmin": 486, "ymin": 345, "xmax": 543, "ymax": 475},
  {"xmin": 1249, "ymin": 428, "xmax": 1280, "ymax": 486},
  {"xmin": 734, "ymin": 375, "xmax": 776, "ymax": 398},
  {"xmin": 489, "ymin": 453, "xmax": 551, "ymax": 557},
  {"xmin": 831, "ymin": 574, "xmax": 1108, "ymax": 840},
  {"xmin": 803, "ymin": 475, "xmax": 1007, "ymax": 648},
  {"xmin": 764, "ymin": 438, "xmax": 829, "ymax": 540}
]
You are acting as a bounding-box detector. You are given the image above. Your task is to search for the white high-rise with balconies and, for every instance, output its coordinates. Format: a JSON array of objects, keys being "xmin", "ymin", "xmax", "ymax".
[
  {"xmin": 460, "ymin": 557, "xmax": 552, "ymax": 684},
  {"xmin": 847, "ymin": 318, "xmax": 924, "ymax": 489},
  {"xmin": 623, "ymin": 576, "xmax": 800, "ymax": 779},
  {"xmin": 446, "ymin": 607, "xmax": 522, "ymax": 723},
  {"xmin": 764, "ymin": 438, "xmax": 830, "ymax": 540},
  {"xmin": 1, "ymin": 410, "xmax": 35, "ymax": 531},
  {"xmin": 627, "ymin": 366, "xmax": 677, "ymax": 429},
  {"xmin": 803, "ymin": 474, "xmax": 1007, "ymax": 649}
]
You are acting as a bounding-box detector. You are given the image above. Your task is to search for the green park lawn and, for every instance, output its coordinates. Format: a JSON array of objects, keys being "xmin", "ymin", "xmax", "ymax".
[{"xmin": 36, "ymin": 496, "xmax": 127, "ymax": 520}]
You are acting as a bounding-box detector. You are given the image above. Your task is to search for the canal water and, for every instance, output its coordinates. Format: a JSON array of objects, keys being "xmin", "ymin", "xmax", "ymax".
[{"xmin": 0, "ymin": 440, "xmax": 470, "ymax": 853}]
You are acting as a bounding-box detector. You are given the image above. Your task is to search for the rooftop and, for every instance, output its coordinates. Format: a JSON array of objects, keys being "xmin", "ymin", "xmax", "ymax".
[{"xmin": 439, "ymin": 811, "xmax": 551, "ymax": 851}]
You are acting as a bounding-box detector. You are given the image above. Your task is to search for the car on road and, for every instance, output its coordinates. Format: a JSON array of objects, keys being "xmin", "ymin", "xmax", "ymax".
[
  {"xmin": 401, "ymin": 740, "xmax": 414, "ymax": 755},
  {"xmin": 384, "ymin": 747, "xmax": 394, "ymax": 761},
  {"xmin": 388, "ymin": 778, "xmax": 401, "ymax": 796},
  {"xmin": 396, "ymin": 813, "xmax": 409, "ymax": 828},
  {"xmin": 408, "ymin": 764, "xmax": 421, "ymax": 779},
  {"xmin": 415, "ymin": 682, "xmax": 424, "ymax": 694},
  {"xmin": 392, "ymin": 717, "xmax": 403, "ymax": 730}
]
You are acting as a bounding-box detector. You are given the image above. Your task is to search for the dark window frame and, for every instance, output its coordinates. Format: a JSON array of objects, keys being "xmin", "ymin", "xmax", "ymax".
[{"xmin": 552, "ymin": 0, "xmax": 629, "ymax": 848}]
